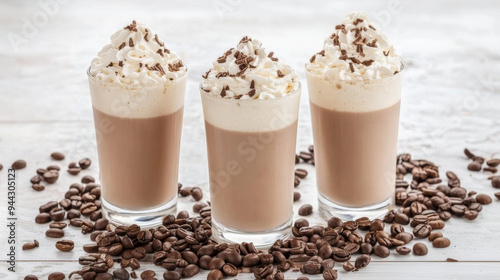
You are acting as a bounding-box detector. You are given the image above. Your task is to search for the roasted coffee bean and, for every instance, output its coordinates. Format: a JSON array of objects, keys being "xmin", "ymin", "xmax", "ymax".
[
  {"xmin": 35, "ymin": 212, "xmax": 51, "ymax": 224},
  {"xmin": 140, "ymin": 270, "xmax": 155, "ymax": 279},
  {"xmin": 95, "ymin": 273, "xmax": 113, "ymax": 280},
  {"xmin": 394, "ymin": 213, "xmax": 409, "ymax": 225},
  {"xmin": 83, "ymin": 243, "xmax": 99, "ymax": 253},
  {"xmin": 55, "ymin": 240, "xmax": 74, "ymax": 252},
  {"xmin": 413, "ymin": 243, "xmax": 428, "ymax": 256},
  {"xmin": 176, "ymin": 211, "xmax": 189, "ymax": 219},
  {"xmin": 373, "ymin": 245, "xmax": 390, "ymax": 258},
  {"xmin": 476, "ymin": 194, "xmax": 492, "ymax": 205},
  {"xmin": 432, "ymin": 237, "xmax": 451, "ymax": 248},
  {"xmin": 46, "ymin": 228, "xmax": 64, "ymax": 238},
  {"xmin": 468, "ymin": 161, "xmax": 482, "ymax": 171},
  {"xmin": 298, "ymin": 204, "xmax": 313, "ymax": 216},
  {"xmin": 495, "ymin": 192, "xmax": 500, "ymax": 199},
  {"xmin": 484, "ymin": 167, "xmax": 498, "ymax": 173},
  {"xmin": 295, "ymin": 168, "xmax": 308, "ymax": 179},
  {"xmin": 294, "ymin": 176, "xmax": 301, "ymax": 187},
  {"xmin": 82, "ymin": 175, "xmax": 95, "ymax": 184},
  {"xmin": 464, "ymin": 148, "xmax": 475, "ymax": 158},
  {"xmin": 439, "ymin": 211, "xmax": 452, "ymax": 221},
  {"xmin": 43, "ymin": 170, "xmax": 59, "ymax": 184},
  {"xmin": 39, "ymin": 201, "xmax": 58, "ymax": 213},
  {"xmin": 303, "ymin": 260, "xmax": 322, "ymax": 274},
  {"xmin": 48, "ymin": 272, "xmax": 65, "ymax": 280},
  {"xmin": 449, "ymin": 187, "xmax": 467, "ymax": 199},
  {"xmin": 207, "ymin": 270, "xmax": 223, "ymax": 280},
  {"xmin": 359, "ymin": 242, "xmax": 373, "ymax": 254},
  {"xmin": 78, "ymin": 158, "xmax": 92, "ymax": 169},
  {"xmin": 428, "ymin": 231, "xmax": 443, "ymax": 242},
  {"xmin": 51, "ymin": 152, "xmax": 65, "ymax": 161},
  {"xmin": 30, "ymin": 175, "xmax": 43, "ymax": 184},
  {"xmin": 22, "ymin": 240, "xmax": 39, "ymax": 250},
  {"xmin": 179, "ymin": 186, "xmax": 192, "ymax": 197},
  {"xmin": 486, "ymin": 158, "xmax": 500, "ymax": 167},
  {"xmin": 450, "ymin": 204, "xmax": 467, "ymax": 216},
  {"xmin": 68, "ymin": 166, "xmax": 82, "ymax": 175},
  {"xmin": 413, "ymin": 224, "xmax": 432, "ymax": 238},
  {"xmin": 322, "ymin": 269, "xmax": 338, "ymax": 280},
  {"xmin": 112, "ymin": 268, "xmax": 129, "ymax": 280},
  {"xmin": 275, "ymin": 271, "xmax": 285, "ymax": 280},
  {"xmin": 50, "ymin": 208, "xmax": 65, "ymax": 222},
  {"xmin": 24, "ymin": 274, "xmax": 38, "ymax": 280},
  {"xmin": 369, "ymin": 219, "xmax": 384, "ymax": 231},
  {"xmin": 342, "ymin": 261, "xmax": 355, "ymax": 272},
  {"xmin": 354, "ymin": 254, "xmax": 370, "ymax": 269},
  {"xmin": 343, "ymin": 221, "xmax": 358, "ymax": 231},
  {"xmin": 193, "ymin": 201, "xmax": 208, "ymax": 213},
  {"xmin": 294, "ymin": 191, "xmax": 301, "ymax": 202},
  {"xmin": 191, "ymin": 187, "xmax": 203, "ymax": 201},
  {"xmin": 94, "ymin": 218, "xmax": 108, "ymax": 230},
  {"xmin": 49, "ymin": 221, "xmax": 67, "ymax": 229},
  {"xmin": 222, "ymin": 263, "xmax": 238, "ymax": 277},
  {"xmin": 396, "ymin": 246, "xmax": 411, "ymax": 255},
  {"xmin": 327, "ymin": 217, "xmax": 343, "ymax": 229},
  {"xmin": 492, "ymin": 177, "xmax": 500, "ymax": 188},
  {"xmin": 70, "ymin": 218, "xmax": 84, "ymax": 227},
  {"xmin": 81, "ymin": 202, "xmax": 98, "ymax": 216},
  {"xmin": 82, "ymin": 220, "xmax": 94, "ymax": 234},
  {"xmin": 180, "ymin": 264, "xmax": 199, "ymax": 278},
  {"xmin": 163, "ymin": 271, "xmax": 181, "ymax": 280},
  {"xmin": 32, "ymin": 184, "xmax": 45, "ymax": 191},
  {"xmin": 12, "ymin": 159, "xmax": 27, "ymax": 170}
]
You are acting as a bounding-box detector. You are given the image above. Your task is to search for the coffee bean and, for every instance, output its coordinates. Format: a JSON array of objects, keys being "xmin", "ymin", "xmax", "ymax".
[
  {"xmin": 396, "ymin": 246, "xmax": 411, "ymax": 255},
  {"xmin": 48, "ymin": 272, "xmax": 65, "ymax": 280},
  {"xmin": 163, "ymin": 271, "xmax": 181, "ymax": 280},
  {"xmin": 207, "ymin": 270, "xmax": 223, "ymax": 280},
  {"xmin": 43, "ymin": 170, "xmax": 59, "ymax": 184},
  {"xmin": 81, "ymin": 202, "xmax": 98, "ymax": 216},
  {"xmin": 35, "ymin": 212, "xmax": 51, "ymax": 224},
  {"xmin": 94, "ymin": 218, "xmax": 109, "ymax": 230},
  {"xmin": 39, "ymin": 201, "xmax": 58, "ymax": 213},
  {"xmin": 468, "ymin": 161, "xmax": 482, "ymax": 171},
  {"xmin": 298, "ymin": 204, "xmax": 313, "ymax": 216},
  {"xmin": 342, "ymin": 261, "xmax": 355, "ymax": 272},
  {"xmin": 411, "ymin": 243, "xmax": 428, "ymax": 256},
  {"xmin": 395, "ymin": 232, "xmax": 413, "ymax": 244},
  {"xmin": 50, "ymin": 208, "xmax": 65, "ymax": 222},
  {"xmin": 327, "ymin": 217, "xmax": 343, "ymax": 229},
  {"xmin": 22, "ymin": 240, "xmax": 39, "ymax": 250},
  {"xmin": 476, "ymin": 194, "xmax": 492, "ymax": 205},
  {"xmin": 24, "ymin": 275, "xmax": 38, "ymax": 280},
  {"xmin": 322, "ymin": 269, "xmax": 338, "ymax": 280},
  {"xmin": 112, "ymin": 268, "xmax": 129, "ymax": 280},
  {"xmin": 193, "ymin": 201, "xmax": 208, "ymax": 213},
  {"xmin": 492, "ymin": 177, "xmax": 500, "ymax": 188},
  {"xmin": 32, "ymin": 184, "xmax": 45, "ymax": 191},
  {"xmin": 79, "ymin": 158, "xmax": 92, "ymax": 169},
  {"xmin": 82, "ymin": 220, "xmax": 94, "ymax": 234},
  {"xmin": 464, "ymin": 148, "xmax": 475, "ymax": 158},
  {"xmin": 394, "ymin": 213, "xmax": 409, "ymax": 225},
  {"xmin": 429, "ymin": 220, "xmax": 445, "ymax": 230},
  {"xmin": 49, "ymin": 221, "xmax": 67, "ymax": 229},
  {"xmin": 439, "ymin": 211, "xmax": 452, "ymax": 221},
  {"xmin": 486, "ymin": 158, "xmax": 500, "ymax": 167},
  {"xmin": 181, "ymin": 264, "xmax": 199, "ymax": 278},
  {"xmin": 51, "ymin": 152, "xmax": 65, "ymax": 160},
  {"xmin": 294, "ymin": 191, "xmax": 301, "ymax": 202},
  {"xmin": 12, "ymin": 159, "xmax": 27, "ymax": 170},
  {"xmin": 428, "ymin": 231, "xmax": 443, "ymax": 242},
  {"xmin": 432, "ymin": 237, "xmax": 451, "ymax": 248},
  {"xmin": 354, "ymin": 254, "xmax": 370, "ymax": 269},
  {"xmin": 68, "ymin": 167, "xmax": 82, "ymax": 175},
  {"xmin": 47, "ymin": 165, "xmax": 60, "ymax": 171},
  {"xmin": 359, "ymin": 242, "xmax": 373, "ymax": 254},
  {"xmin": 370, "ymin": 219, "xmax": 384, "ymax": 231},
  {"xmin": 82, "ymin": 175, "xmax": 95, "ymax": 184},
  {"xmin": 30, "ymin": 175, "xmax": 42, "ymax": 184},
  {"xmin": 46, "ymin": 228, "xmax": 64, "ymax": 238},
  {"xmin": 413, "ymin": 223, "xmax": 432, "ymax": 238},
  {"xmin": 303, "ymin": 260, "xmax": 322, "ymax": 274},
  {"xmin": 140, "ymin": 270, "xmax": 155, "ymax": 279},
  {"xmin": 55, "ymin": 240, "xmax": 74, "ymax": 252},
  {"xmin": 294, "ymin": 176, "xmax": 301, "ymax": 187},
  {"xmin": 295, "ymin": 168, "xmax": 308, "ymax": 179},
  {"xmin": 83, "ymin": 243, "xmax": 99, "ymax": 253},
  {"xmin": 373, "ymin": 245, "xmax": 390, "ymax": 258},
  {"xmin": 190, "ymin": 187, "xmax": 203, "ymax": 201},
  {"xmin": 222, "ymin": 263, "xmax": 238, "ymax": 277},
  {"xmin": 95, "ymin": 273, "xmax": 113, "ymax": 280}
]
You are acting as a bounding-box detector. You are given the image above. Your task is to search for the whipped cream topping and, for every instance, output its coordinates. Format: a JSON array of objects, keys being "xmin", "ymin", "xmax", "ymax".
[
  {"xmin": 201, "ymin": 37, "xmax": 299, "ymax": 100},
  {"xmin": 90, "ymin": 20, "xmax": 186, "ymax": 85},
  {"xmin": 306, "ymin": 13, "xmax": 402, "ymax": 81}
]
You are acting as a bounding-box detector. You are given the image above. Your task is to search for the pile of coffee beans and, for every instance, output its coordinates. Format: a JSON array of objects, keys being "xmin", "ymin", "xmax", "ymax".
[{"xmin": 20, "ymin": 147, "xmax": 498, "ymax": 279}]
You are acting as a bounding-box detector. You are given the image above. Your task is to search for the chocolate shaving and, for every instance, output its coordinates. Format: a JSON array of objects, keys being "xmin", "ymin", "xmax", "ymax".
[
  {"xmin": 350, "ymin": 57, "xmax": 361, "ymax": 64},
  {"xmin": 367, "ymin": 39, "xmax": 378, "ymax": 48},
  {"xmin": 335, "ymin": 24, "xmax": 344, "ymax": 30},
  {"xmin": 118, "ymin": 61, "xmax": 123, "ymax": 67},
  {"xmin": 164, "ymin": 48, "xmax": 170, "ymax": 54},
  {"xmin": 202, "ymin": 70, "xmax": 211, "ymax": 79},
  {"xmin": 362, "ymin": 59, "xmax": 374, "ymax": 66},
  {"xmin": 217, "ymin": 57, "xmax": 227, "ymax": 63},
  {"xmin": 128, "ymin": 38, "xmax": 134, "ymax": 47},
  {"xmin": 220, "ymin": 87, "xmax": 227, "ymax": 97},
  {"xmin": 310, "ymin": 55, "xmax": 316, "ymax": 63},
  {"xmin": 124, "ymin": 20, "xmax": 137, "ymax": 31},
  {"xmin": 271, "ymin": 57, "xmax": 278, "ymax": 62},
  {"xmin": 349, "ymin": 62, "xmax": 355, "ymax": 73},
  {"xmin": 394, "ymin": 70, "xmax": 399, "ymax": 75},
  {"xmin": 248, "ymin": 89, "xmax": 256, "ymax": 97},
  {"xmin": 250, "ymin": 80, "xmax": 255, "ymax": 89},
  {"xmin": 139, "ymin": 63, "xmax": 143, "ymax": 68},
  {"xmin": 353, "ymin": 36, "xmax": 362, "ymax": 45},
  {"xmin": 107, "ymin": 62, "xmax": 113, "ymax": 67},
  {"xmin": 383, "ymin": 50, "xmax": 390, "ymax": 56},
  {"xmin": 369, "ymin": 25, "xmax": 376, "ymax": 30},
  {"xmin": 168, "ymin": 61, "xmax": 184, "ymax": 72},
  {"xmin": 235, "ymin": 95, "xmax": 243, "ymax": 99},
  {"xmin": 318, "ymin": 50, "xmax": 325, "ymax": 56},
  {"xmin": 144, "ymin": 32, "xmax": 149, "ymax": 42},
  {"xmin": 118, "ymin": 42, "xmax": 126, "ymax": 50},
  {"xmin": 215, "ymin": 71, "xmax": 229, "ymax": 78},
  {"xmin": 157, "ymin": 49, "xmax": 164, "ymax": 57},
  {"xmin": 277, "ymin": 70, "xmax": 285, "ymax": 78},
  {"xmin": 339, "ymin": 54, "xmax": 348, "ymax": 60},
  {"xmin": 267, "ymin": 52, "xmax": 274, "ymax": 58},
  {"xmin": 154, "ymin": 34, "xmax": 164, "ymax": 47},
  {"xmin": 239, "ymin": 36, "xmax": 252, "ymax": 44},
  {"xmin": 353, "ymin": 18, "xmax": 364, "ymax": 25}
]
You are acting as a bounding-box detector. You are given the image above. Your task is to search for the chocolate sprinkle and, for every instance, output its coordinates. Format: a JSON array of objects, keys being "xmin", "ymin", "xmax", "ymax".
[
  {"xmin": 220, "ymin": 87, "xmax": 227, "ymax": 97},
  {"xmin": 248, "ymin": 89, "xmax": 256, "ymax": 97},
  {"xmin": 118, "ymin": 42, "xmax": 126, "ymax": 50},
  {"xmin": 277, "ymin": 70, "xmax": 285, "ymax": 78},
  {"xmin": 349, "ymin": 62, "xmax": 355, "ymax": 73},
  {"xmin": 128, "ymin": 38, "xmax": 134, "ymax": 47},
  {"xmin": 202, "ymin": 70, "xmax": 211, "ymax": 79},
  {"xmin": 118, "ymin": 61, "xmax": 123, "ymax": 67},
  {"xmin": 250, "ymin": 80, "xmax": 255, "ymax": 89}
]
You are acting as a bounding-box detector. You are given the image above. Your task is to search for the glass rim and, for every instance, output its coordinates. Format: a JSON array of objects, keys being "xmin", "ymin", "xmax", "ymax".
[{"xmin": 199, "ymin": 80, "xmax": 301, "ymax": 102}]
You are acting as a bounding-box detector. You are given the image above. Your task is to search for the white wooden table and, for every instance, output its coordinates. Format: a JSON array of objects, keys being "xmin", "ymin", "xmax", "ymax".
[{"xmin": 1, "ymin": 0, "xmax": 500, "ymax": 279}]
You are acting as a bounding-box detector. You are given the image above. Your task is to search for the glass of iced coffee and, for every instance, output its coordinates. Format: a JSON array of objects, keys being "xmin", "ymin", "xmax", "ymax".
[
  {"xmin": 306, "ymin": 13, "xmax": 403, "ymax": 220},
  {"xmin": 200, "ymin": 37, "xmax": 300, "ymax": 247},
  {"xmin": 88, "ymin": 21, "xmax": 187, "ymax": 227}
]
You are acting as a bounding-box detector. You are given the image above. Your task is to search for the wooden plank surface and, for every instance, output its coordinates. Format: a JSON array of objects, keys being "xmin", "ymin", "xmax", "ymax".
[{"xmin": 1, "ymin": 0, "xmax": 499, "ymax": 279}]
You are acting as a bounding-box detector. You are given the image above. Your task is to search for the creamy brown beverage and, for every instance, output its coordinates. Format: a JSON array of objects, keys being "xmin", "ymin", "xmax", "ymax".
[
  {"xmin": 200, "ymin": 36, "xmax": 300, "ymax": 246},
  {"xmin": 306, "ymin": 13, "xmax": 403, "ymax": 220},
  {"xmin": 88, "ymin": 20, "xmax": 187, "ymax": 226}
]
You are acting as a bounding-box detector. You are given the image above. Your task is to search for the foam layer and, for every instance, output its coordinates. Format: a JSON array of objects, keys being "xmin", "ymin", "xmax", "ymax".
[
  {"xmin": 201, "ymin": 36, "xmax": 299, "ymax": 99},
  {"xmin": 89, "ymin": 74, "xmax": 187, "ymax": 118},
  {"xmin": 200, "ymin": 84, "xmax": 301, "ymax": 132},
  {"xmin": 306, "ymin": 12, "xmax": 401, "ymax": 81},
  {"xmin": 306, "ymin": 70, "xmax": 401, "ymax": 112},
  {"xmin": 89, "ymin": 20, "xmax": 186, "ymax": 84}
]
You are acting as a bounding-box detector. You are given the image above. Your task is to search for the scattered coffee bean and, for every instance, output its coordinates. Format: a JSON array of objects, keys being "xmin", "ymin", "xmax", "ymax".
[
  {"xmin": 163, "ymin": 271, "xmax": 181, "ymax": 280},
  {"xmin": 476, "ymin": 194, "xmax": 492, "ymax": 205},
  {"xmin": 322, "ymin": 269, "xmax": 338, "ymax": 280},
  {"xmin": 12, "ymin": 159, "xmax": 27, "ymax": 170},
  {"xmin": 492, "ymin": 177, "xmax": 500, "ymax": 188},
  {"xmin": 24, "ymin": 275, "xmax": 38, "ymax": 280},
  {"xmin": 484, "ymin": 167, "xmax": 498, "ymax": 173},
  {"xmin": 487, "ymin": 159, "xmax": 500, "ymax": 167},
  {"xmin": 51, "ymin": 152, "xmax": 65, "ymax": 160},
  {"xmin": 82, "ymin": 175, "xmax": 95, "ymax": 184},
  {"xmin": 354, "ymin": 254, "xmax": 370, "ymax": 269},
  {"xmin": 294, "ymin": 176, "xmax": 301, "ymax": 187},
  {"xmin": 468, "ymin": 161, "xmax": 482, "ymax": 171},
  {"xmin": 79, "ymin": 158, "xmax": 92, "ymax": 169},
  {"xmin": 113, "ymin": 268, "xmax": 129, "ymax": 280},
  {"xmin": 48, "ymin": 272, "xmax": 65, "ymax": 280},
  {"xmin": 413, "ymin": 223, "xmax": 432, "ymax": 238},
  {"xmin": 413, "ymin": 243, "xmax": 428, "ymax": 256},
  {"xmin": 373, "ymin": 245, "xmax": 390, "ymax": 258},
  {"xmin": 140, "ymin": 270, "xmax": 155, "ymax": 279},
  {"xmin": 68, "ymin": 166, "xmax": 82, "ymax": 175},
  {"xmin": 191, "ymin": 187, "xmax": 203, "ymax": 201},
  {"xmin": 495, "ymin": 192, "xmax": 500, "ymax": 199},
  {"xmin": 222, "ymin": 263, "xmax": 238, "ymax": 277},
  {"xmin": 182, "ymin": 264, "xmax": 200, "ymax": 278},
  {"xmin": 207, "ymin": 270, "xmax": 223, "ymax": 280},
  {"xmin": 56, "ymin": 240, "xmax": 74, "ymax": 252},
  {"xmin": 46, "ymin": 228, "xmax": 64, "ymax": 238},
  {"xmin": 298, "ymin": 204, "xmax": 313, "ymax": 216},
  {"xmin": 432, "ymin": 237, "xmax": 451, "ymax": 248},
  {"xmin": 32, "ymin": 184, "xmax": 45, "ymax": 191},
  {"xmin": 342, "ymin": 261, "xmax": 355, "ymax": 272},
  {"xmin": 446, "ymin": 258, "xmax": 458, "ymax": 262},
  {"xmin": 295, "ymin": 168, "xmax": 308, "ymax": 179},
  {"xmin": 47, "ymin": 165, "xmax": 60, "ymax": 171},
  {"xmin": 193, "ymin": 201, "xmax": 208, "ymax": 213},
  {"xmin": 428, "ymin": 231, "xmax": 443, "ymax": 242},
  {"xmin": 22, "ymin": 240, "xmax": 39, "ymax": 250},
  {"xmin": 294, "ymin": 191, "xmax": 301, "ymax": 202},
  {"xmin": 35, "ymin": 212, "xmax": 51, "ymax": 224}
]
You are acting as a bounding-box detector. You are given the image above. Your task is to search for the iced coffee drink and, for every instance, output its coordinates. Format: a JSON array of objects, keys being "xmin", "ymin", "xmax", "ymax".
[
  {"xmin": 201, "ymin": 36, "xmax": 300, "ymax": 246},
  {"xmin": 88, "ymin": 20, "xmax": 187, "ymax": 226},
  {"xmin": 306, "ymin": 13, "xmax": 403, "ymax": 220}
]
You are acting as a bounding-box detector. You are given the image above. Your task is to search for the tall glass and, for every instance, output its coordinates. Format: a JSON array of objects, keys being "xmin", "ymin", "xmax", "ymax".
[
  {"xmin": 88, "ymin": 70, "xmax": 187, "ymax": 227},
  {"xmin": 200, "ymin": 84, "xmax": 301, "ymax": 247},
  {"xmin": 306, "ymin": 68, "xmax": 402, "ymax": 220}
]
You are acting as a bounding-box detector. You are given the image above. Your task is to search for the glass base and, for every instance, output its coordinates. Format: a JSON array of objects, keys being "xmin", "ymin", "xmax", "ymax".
[
  {"xmin": 101, "ymin": 196, "xmax": 177, "ymax": 228},
  {"xmin": 211, "ymin": 217, "xmax": 293, "ymax": 248},
  {"xmin": 318, "ymin": 194, "xmax": 393, "ymax": 221}
]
